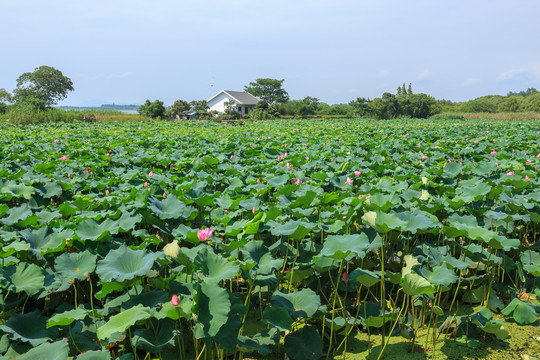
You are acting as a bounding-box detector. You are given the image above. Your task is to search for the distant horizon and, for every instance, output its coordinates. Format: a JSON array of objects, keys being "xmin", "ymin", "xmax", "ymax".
[{"xmin": 2, "ymin": 1, "xmax": 539, "ymax": 107}]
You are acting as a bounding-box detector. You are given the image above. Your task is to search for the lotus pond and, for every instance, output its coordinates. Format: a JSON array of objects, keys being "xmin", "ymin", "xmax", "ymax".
[{"xmin": 0, "ymin": 118, "xmax": 539, "ymax": 360}]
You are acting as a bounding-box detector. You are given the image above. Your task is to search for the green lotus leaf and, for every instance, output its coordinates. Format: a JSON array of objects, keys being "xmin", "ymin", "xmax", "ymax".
[
  {"xmin": 395, "ymin": 210, "xmax": 438, "ymax": 234},
  {"xmin": 415, "ymin": 265, "xmax": 458, "ymax": 287},
  {"xmin": 520, "ymin": 250, "xmax": 540, "ymax": 277},
  {"xmin": 284, "ymin": 326, "xmax": 322, "ymax": 360},
  {"xmin": 147, "ymin": 195, "xmax": 197, "ymax": 220},
  {"xmin": 0, "ymin": 310, "xmax": 57, "ymax": 346},
  {"xmin": 20, "ymin": 226, "xmax": 63, "ymax": 256},
  {"xmin": 267, "ymin": 220, "xmax": 316, "ymax": 240},
  {"xmin": 96, "ymin": 246, "xmax": 160, "ymax": 282},
  {"xmin": 194, "ymin": 247, "xmax": 239, "ymax": 283},
  {"xmin": 315, "ymin": 233, "xmax": 373, "ymax": 260},
  {"xmin": 480, "ymin": 320, "xmax": 509, "ymax": 340},
  {"xmin": 35, "ymin": 181, "xmax": 63, "ymax": 198},
  {"xmin": 116, "ymin": 209, "xmax": 143, "ymax": 232},
  {"xmin": 501, "ymin": 298, "xmax": 538, "ymax": 325},
  {"xmin": 76, "ymin": 218, "xmax": 118, "ymax": 241},
  {"xmin": 47, "ymin": 307, "xmax": 89, "ymax": 328},
  {"xmin": 55, "ymin": 250, "xmax": 98, "ymax": 282},
  {"xmin": 131, "ymin": 319, "xmax": 176, "ymax": 353},
  {"xmin": 362, "ymin": 211, "xmax": 407, "ymax": 234},
  {"xmin": 97, "ymin": 304, "xmax": 151, "ymax": 340},
  {"xmin": 401, "ymin": 273, "xmax": 436, "ymax": 296},
  {"xmin": 443, "ymin": 162, "xmax": 463, "ymax": 178},
  {"xmin": 350, "ymin": 268, "xmax": 380, "ymax": 287},
  {"xmin": 76, "ymin": 350, "xmax": 112, "ymax": 360},
  {"xmin": 240, "ymin": 240, "xmax": 283, "ymax": 275},
  {"xmin": 267, "ymin": 174, "xmax": 290, "ymax": 187},
  {"xmin": 0, "ymin": 262, "xmax": 45, "ymax": 296},
  {"xmin": 0, "ymin": 181, "xmax": 35, "ymax": 199},
  {"xmin": 18, "ymin": 340, "xmax": 69, "ymax": 360},
  {"xmin": 262, "ymin": 306, "xmax": 294, "ymax": 332},
  {"xmin": 270, "ymin": 289, "xmax": 321, "ymax": 318},
  {"xmin": 358, "ymin": 302, "xmax": 396, "ymax": 328},
  {"xmin": 195, "ymin": 282, "xmax": 231, "ymax": 338},
  {"xmin": 1, "ymin": 204, "xmax": 32, "ymax": 226}
]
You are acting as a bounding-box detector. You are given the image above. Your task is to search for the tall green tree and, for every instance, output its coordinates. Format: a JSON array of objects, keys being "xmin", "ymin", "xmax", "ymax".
[
  {"xmin": 138, "ymin": 99, "xmax": 166, "ymax": 119},
  {"xmin": 244, "ymin": 78, "xmax": 289, "ymax": 104},
  {"xmin": 190, "ymin": 100, "xmax": 209, "ymax": 113},
  {"xmin": 0, "ymin": 88, "xmax": 11, "ymax": 114},
  {"xmin": 167, "ymin": 99, "xmax": 191, "ymax": 118},
  {"xmin": 13, "ymin": 66, "xmax": 74, "ymax": 107}
]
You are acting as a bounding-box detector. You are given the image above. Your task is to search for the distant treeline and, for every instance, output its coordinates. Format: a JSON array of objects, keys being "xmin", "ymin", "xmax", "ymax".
[{"xmin": 56, "ymin": 104, "xmax": 140, "ymax": 111}]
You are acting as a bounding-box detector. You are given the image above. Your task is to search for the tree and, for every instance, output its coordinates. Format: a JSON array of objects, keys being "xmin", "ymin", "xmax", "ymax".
[
  {"xmin": 167, "ymin": 99, "xmax": 191, "ymax": 118},
  {"xmin": 0, "ymin": 88, "xmax": 11, "ymax": 114},
  {"xmin": 13, "ymin": 66, "xmax": 74, "ymax": 107},
  {"xmin": 190, "ymin": 100, "xmax": 209, "ymax": 113},
  {"xmin": 349, "ymin": 97, "xmax": 370, "ymax": 117},
  {"xmin": 244, "ymin": 78, "xmax": 289, "ymax": 104},
  {"xmin": 498, "ymin": 96, "xmax": 523, "ymax": 112},
  {"xmin": 138, "ymin": 99, "xmax": 165, "ymax": 119},
  {"xmin": 223, "ymin": 100, "xmax": 241, "ymax": 120}
]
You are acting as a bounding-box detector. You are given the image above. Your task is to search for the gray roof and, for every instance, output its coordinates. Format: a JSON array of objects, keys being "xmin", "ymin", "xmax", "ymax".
[{"xmin": 225, "ymin": 91, "xmax": 260, "ymax": 105}]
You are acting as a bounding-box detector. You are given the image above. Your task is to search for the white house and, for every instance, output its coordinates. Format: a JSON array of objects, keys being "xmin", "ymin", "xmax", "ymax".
[{"xmin": 207, "ymin": 90, "xmax": 260, "ymax": 117}]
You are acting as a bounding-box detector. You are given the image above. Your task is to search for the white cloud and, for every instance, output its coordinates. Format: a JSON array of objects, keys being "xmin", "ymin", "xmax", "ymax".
[
  {"xmin": 417, "ymin": 69, "xmax": 432, "ymax": 81},
  {"xmin": 463, "ymin": 78, "xmax": 481, "ymax": 86},
  {"xmin": 497, "ymin": 66, "xmax": 540, "ymax": 82}
]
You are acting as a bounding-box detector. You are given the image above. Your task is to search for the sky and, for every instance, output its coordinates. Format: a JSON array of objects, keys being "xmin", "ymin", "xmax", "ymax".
[{"xmin": 1, "ymin": 0, "xmax": 539, "ymax": 106}]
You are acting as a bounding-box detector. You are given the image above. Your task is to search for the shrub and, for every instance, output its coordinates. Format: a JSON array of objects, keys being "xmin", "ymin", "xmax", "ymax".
[{"xmin": 430, "ymin": 112, "xmax": 465, "ymax": 120}]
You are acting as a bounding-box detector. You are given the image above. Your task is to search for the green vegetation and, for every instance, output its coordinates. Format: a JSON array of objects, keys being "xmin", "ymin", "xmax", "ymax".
[
  {"xmin": 0, "ymin": 118, "xmax": 538, "ymax": 360},
  {"xmin": 137, "ymin": 99, "xmax": 166, "ymax": 119}
]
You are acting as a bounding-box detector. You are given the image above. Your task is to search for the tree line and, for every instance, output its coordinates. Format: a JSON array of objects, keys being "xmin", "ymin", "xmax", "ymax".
[{"xmin": 2, "ymin": 67, "xmax": 539, "ymax": 120}]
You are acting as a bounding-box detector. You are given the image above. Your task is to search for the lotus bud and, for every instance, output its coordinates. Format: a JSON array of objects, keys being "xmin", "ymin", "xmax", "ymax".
[{"xmin": 252, "ymin": 207, "xmax": 256, "ymax": 215}]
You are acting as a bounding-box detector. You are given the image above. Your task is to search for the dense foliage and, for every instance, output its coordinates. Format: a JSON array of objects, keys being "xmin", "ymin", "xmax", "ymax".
[{"xmin": 0, "ymin": 118, "xmax": 538, "ymax": 360}]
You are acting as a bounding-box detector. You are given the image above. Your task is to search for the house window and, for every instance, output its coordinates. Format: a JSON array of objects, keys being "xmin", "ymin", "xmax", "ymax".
[{"xmin": 245, "ymin": 107, "xmax": 249, "ymax": 115}]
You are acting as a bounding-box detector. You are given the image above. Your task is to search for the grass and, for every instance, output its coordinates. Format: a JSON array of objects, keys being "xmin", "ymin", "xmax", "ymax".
[{"xmin": 462, "ymin": 112, "xmax": 540, "ymax": 120}]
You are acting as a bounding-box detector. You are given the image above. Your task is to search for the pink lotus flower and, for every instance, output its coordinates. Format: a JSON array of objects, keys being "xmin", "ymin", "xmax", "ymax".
[
  {"xmin": 306, "ymin": 157, "xmax": 309, "ymax": 160},
  {"xmin": 105, "ymin": 190, "xmax": 109, "ymax": 196},
  {"xmin": 506, "ymin": 171, "xmax": 514, "ymax": 176},
  {"xmin": 144, "ymin": 181, "xmax": 149, "ymax": 187},
  {"xmin": 148, "ymin": 171, "xmax": 154, "ymax": 177},
  {"xmin": 342, "ymin": 272, "xmax": 349, "ymax": 282},
  {"xmin": 474, "ymin": 141, "xmax": 478, "ymax": 144},
  {"xmin": 421, "ymin": 155, "xmax": 428, "ymax": 160},
  {"xmin": 525, "ymin": 175, "xmax": 530, "ymax": 181},
  {"xmin": 67, "ymin": 173, "xmax": 71, "ymax": 178},
  {"xmin": 286, "ymin": 162, "xmax": 291, "ymax": 170},
  {"xmin": 171, "ymin": 295, "xmax": 180, "ymax": 307},
  {"xmin": 496, "ymin": 162, "xmax": 499, "ymax": 167},
  {"xmin": 354, "ymin": 171, "xmax": 361, "ymax": 176},
  {"xmin": 53, "ymin": 139, "xmax": 59, "ymax": 143},
  {"xmin": 345, "ymin": 177, "xmax": 353, "ymax": 186},
  {"xmin": 163, "ymin": 192, "xmax": 167, "ymax": 198},
  {"xmin": 526, "ymin": 159, "xmax": 532, "ymax": 164},
  {"xmin": 85, "ymin": 167, "xmax": 90, "ymax": 173},
  {"xmin": 490, "ymin": 151, "xmax": 497, "ymax": 155},
  {"xmin": 359, "ymin": 194, "xmax": 365, "ymax": 198},
  {"xmin": 284, "ymin": 152, "xmax": 288, "ymax": 157},
  {"xmin": 198, "ymin": 228, "xmax": 213, "ymax": 242},
  {"xmin": 60, "ymin": 156, "xmax": 68, "ymax": 161},
  {"xmin": 536, "ymin": 153, "xmax": 540, "ymax": 158},
  {"xmin": 295, "ymin": 178, "xmax": 302, "ymax": 185},
  {"xmin": 230, "ymin": 155, "xmax": 234, "ymax": 160}
]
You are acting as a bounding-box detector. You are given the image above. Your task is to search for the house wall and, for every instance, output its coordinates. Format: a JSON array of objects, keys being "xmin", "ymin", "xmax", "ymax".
[{"xmin": 208, "ymin": 93, "xmax": 235, "ymax": 113}]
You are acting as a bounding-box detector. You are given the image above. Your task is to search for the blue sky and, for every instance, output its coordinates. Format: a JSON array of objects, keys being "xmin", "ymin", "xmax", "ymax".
[{"xmin": 1, "ymin": 0, "xmax": 539, "ymax": 106}]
